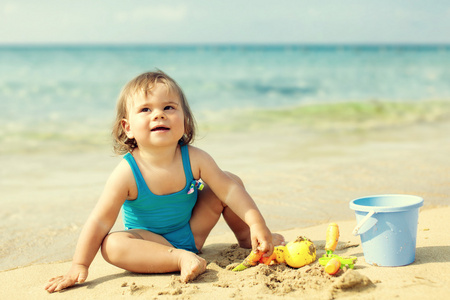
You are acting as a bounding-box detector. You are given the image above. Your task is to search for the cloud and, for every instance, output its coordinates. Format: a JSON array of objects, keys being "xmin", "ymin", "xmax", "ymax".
[{"xmin": 116, "ymin": 5, "xmax": 188, "ymax": 23}]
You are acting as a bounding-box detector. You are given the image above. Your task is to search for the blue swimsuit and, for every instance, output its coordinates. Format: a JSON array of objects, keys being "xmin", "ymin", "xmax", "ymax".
[{"xmin": 122, "ymin": 145, "xmax": 199, "ymax": 253}]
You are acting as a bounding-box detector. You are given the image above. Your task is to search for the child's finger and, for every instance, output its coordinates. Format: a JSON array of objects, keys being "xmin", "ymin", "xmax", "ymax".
[
  {"xmin": 257, "ymin": 240, "xmax": 274, "ymax": 256},
  {"xmin": 44, "ymin": 277, "xmax": 59, "ymax": 290},
  {"xmin": 47, "ymin": 276, "xmax": 76, "ymax": 293},
  {"xmin": 45, "ymin": 276, "xmax": 65, "ymax": 293},
  {"xmin": 55, "ymin": 279, "xmax": 72, "ymax": 292},
  {"xmin": 251, "ymin": 236, "xmax": 259, "ymax": 252},
  {"xmin": 77, "ymin": 271, "xmax": 88, "ymax": 283}
]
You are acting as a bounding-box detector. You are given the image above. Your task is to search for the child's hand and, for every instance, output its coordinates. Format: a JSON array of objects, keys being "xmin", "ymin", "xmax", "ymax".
[
  {"xmin": 44, "ymin": 263, "xmax": 89, "ymax": 293},
  {"xmin": 250, "ymin": 223, "xmax": 274, "ymax": 257}
]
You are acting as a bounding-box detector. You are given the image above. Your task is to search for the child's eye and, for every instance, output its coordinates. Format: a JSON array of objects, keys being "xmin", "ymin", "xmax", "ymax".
[
  {"xmin": 141, "ymin": 108, "xmax": 151, "ymax": 112},
  {"xmin": 164, "ymin": 105, "xmax": 175, "ymax": 110}
]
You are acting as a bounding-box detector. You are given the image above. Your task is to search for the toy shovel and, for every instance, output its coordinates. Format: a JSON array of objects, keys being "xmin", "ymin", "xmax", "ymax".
[{"xmin": 318, "ymin": 223, "xmax": 357, "ymax": 269}]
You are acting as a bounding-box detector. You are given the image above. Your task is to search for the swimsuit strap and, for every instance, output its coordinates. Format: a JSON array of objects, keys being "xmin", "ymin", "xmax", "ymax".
[
  {"xmin": 123, "ymin": 152, "xmax": 146, "ymax": 193},
  {"xmin": 180, "ymin": 144, "xmax": 194, "ymax": 182}
]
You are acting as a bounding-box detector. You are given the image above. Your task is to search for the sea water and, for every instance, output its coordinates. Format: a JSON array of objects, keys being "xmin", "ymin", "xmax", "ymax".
[{"xmin": 1, "ymin": 44, "xmax": 450, "ymax": 153}]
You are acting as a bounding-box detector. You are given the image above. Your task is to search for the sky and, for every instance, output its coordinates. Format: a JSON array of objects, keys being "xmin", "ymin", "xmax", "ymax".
[{"xmin": 1, "ymin": 0, "xmax": 449, "ymax": 45}]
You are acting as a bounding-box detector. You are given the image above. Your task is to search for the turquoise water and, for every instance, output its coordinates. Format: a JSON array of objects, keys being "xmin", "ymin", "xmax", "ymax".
[{"xmin": 1, "ymin": 45, "xmax": 450, "ymax": 151}]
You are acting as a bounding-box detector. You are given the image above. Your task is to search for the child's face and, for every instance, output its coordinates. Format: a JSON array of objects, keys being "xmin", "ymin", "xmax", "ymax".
[{"xmin": 122, "ymin": 82, "xmax": 185, "ymax": 149}]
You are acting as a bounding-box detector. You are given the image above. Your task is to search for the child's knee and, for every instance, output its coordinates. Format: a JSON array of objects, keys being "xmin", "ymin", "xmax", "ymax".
[
  {"xmin": 101, "ymin": 233, "xmax": 115, "ymax": 261},
  {"xmin": 101, "ymin": 232, "xmax": 130, "ymax": 262}
]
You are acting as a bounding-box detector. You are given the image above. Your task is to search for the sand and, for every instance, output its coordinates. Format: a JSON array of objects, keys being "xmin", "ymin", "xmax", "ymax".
[
  {"xmin": 0, "ymin": 120, "xmax": 449, "ymax": 299},
  {"xmin": 1, "ymin": 207, "xmax": 449, "ymax": 299}
]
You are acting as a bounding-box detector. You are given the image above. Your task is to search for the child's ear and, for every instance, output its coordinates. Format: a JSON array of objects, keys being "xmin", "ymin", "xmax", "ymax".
[{"xmin": 121, "ymin": 119, "xmax": 134, "ymax": 139}]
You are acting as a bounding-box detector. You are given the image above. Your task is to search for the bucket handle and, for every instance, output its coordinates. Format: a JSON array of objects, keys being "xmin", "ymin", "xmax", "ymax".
[{"xmin": 352, "ymin": 210, "xmax": 375, "ymax": 236}]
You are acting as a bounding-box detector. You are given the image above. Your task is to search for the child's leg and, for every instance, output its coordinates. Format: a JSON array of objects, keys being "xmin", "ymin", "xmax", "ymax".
[
  {"xmin": 190, "ymin": 172, "xmax": 254, "ymax": 250},
  {"xmin": 101, "ymin": 229, "xmax": 206, "ymax": 282}
]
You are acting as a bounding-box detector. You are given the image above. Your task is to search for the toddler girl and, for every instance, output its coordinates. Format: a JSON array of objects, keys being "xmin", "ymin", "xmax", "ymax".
[{"xmin": 45, "ymin": 70, "xmax": 283, "ymax": 293}]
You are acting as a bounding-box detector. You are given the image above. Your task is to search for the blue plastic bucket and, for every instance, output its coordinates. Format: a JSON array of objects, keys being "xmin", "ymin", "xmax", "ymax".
[{"xmin": 349, "ymin": 194, "xmax": 423, "ymax": 267}]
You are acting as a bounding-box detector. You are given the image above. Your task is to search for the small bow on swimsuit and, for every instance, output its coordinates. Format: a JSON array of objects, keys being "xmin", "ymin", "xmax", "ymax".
[{"xmin": 187, "ymin": 180, "xmax": 205, "ymax": 194}]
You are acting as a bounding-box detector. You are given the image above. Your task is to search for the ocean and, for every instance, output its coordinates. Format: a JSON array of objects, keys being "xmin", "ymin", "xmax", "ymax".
[{"xmin": 1, "ymin": 44, "xmax": 450, "ymax": 154}]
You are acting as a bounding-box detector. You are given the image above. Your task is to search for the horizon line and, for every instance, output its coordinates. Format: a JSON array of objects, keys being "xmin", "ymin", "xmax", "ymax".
[{"xmin": 1, "ymin": 42, "xmax": 450, "ymax": 48}]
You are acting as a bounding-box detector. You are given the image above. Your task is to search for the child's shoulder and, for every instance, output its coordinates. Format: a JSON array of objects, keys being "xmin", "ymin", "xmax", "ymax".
[
  {"xmin": 107, "ymin": 157, "xmax": 135, "ymax": 185},
  {"xmin": 186, "ymin": 145, "xmax": 217, "ymax": 171},
  {"xmin": 186, "ymin": 145, "xmax": 211, "ymax": 160}
]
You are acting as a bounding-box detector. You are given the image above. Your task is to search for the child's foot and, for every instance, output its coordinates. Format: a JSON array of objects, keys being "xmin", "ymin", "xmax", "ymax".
[
  {"xmin": 272, "ymin": 233, "xmax": 286, "ymax": 246},
  {"xmin": 179, "ymin": 252, "xmax": 207, "ymax": 283}
]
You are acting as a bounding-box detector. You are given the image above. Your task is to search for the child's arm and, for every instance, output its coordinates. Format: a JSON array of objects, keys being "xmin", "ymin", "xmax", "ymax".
[
  {"xmin": 192, "ymin": 147, "xmax": 274, "ymax": 255},
  {"xmin": 45, "ymin": 161, "xmax": 131, "ymax": 293}
]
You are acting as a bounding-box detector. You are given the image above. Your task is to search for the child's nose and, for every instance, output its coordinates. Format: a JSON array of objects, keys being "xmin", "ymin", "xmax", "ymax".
[{"xmin": 152, "ymin": 109, "xmax": 166, "ymax": 120}]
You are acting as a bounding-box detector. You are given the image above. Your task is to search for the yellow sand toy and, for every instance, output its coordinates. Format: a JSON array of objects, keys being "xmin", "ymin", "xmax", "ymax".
[
  {"xmin": 318, "ymin": 223, "xmax": 357, "ymax": 275},
  {"xmin": 232, "ymin": 236, "xmax": 316, "ymax": 271}
]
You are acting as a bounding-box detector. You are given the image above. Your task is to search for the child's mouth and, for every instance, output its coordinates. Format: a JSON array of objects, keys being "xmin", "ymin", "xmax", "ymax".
[{"xmin": 151, "ymin": 126, "xmax": 170, "ymax": 132}]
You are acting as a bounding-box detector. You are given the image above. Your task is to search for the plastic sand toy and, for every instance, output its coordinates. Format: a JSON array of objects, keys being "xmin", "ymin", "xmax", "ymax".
[
  {"xmin": 318, "ymin": 223, "xmax": 357, "ymax": 274},
  {"xmin": 232, "ymin": 236, "xmax": 316, "ymax": 271}
]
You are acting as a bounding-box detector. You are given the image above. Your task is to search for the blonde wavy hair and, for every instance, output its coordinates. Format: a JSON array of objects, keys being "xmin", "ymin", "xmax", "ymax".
[{"xmin": 112, "ymin": 70, "xmax": 196, "ymax": 154}]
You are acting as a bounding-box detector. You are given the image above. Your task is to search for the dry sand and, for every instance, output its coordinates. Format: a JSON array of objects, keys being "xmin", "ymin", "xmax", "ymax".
[{"xmin": 0, "ymin": 120, "xmax": 449, "ymax": 299}]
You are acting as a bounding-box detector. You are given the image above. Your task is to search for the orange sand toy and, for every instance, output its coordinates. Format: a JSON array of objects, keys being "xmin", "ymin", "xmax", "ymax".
[
  {"xmin": 325, "ymin": 222, "xmax": 339, "ymax": 252},
  {"xmin": 233, "ymin": 236, "xmax": 316, "ymax": 271},
  {"xmin": 324, "ymin": 258, "xmax": 341, "ymax": 275}
]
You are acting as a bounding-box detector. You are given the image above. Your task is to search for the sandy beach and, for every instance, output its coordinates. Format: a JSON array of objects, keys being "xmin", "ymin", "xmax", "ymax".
[
  {"xmin": 1, "ymin": 207, "xmax": 449, "ymax": 299},
  {"xmin": 1, "ymin": 118, "xmax": 449, "ymax": 299}
]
